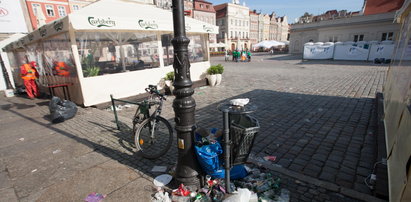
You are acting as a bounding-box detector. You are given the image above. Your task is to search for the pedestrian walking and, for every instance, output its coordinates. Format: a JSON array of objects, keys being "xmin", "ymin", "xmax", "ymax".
[
  {"xmin": 232, "ymin": 50, "xmax": 236, "ymax": 62},
  {"xmin": 224, "ymin": 50, "xmax": 229, "ymax": 62},
  {"xmin": 247, "ymin": 50, "xmax": 252, "ymax": 62},
  {"xmin": 20, "ymin": 61, "xmax": 40, "ymax": 99}
]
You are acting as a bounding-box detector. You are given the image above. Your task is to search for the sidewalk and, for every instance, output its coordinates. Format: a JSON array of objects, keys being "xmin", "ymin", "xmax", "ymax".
[
  {"xmin": 0, "ymin": 96, "xmax": 153, "ymax": 202},
  {"xmin": 0, "ymin": 54, "xmax": 388, "ymax": 201}
]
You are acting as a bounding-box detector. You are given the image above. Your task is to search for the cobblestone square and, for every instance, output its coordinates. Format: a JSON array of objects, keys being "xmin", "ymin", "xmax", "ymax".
[{"xmin": 0, "ymin": 54, "xmax": 388, "ymax": 201}]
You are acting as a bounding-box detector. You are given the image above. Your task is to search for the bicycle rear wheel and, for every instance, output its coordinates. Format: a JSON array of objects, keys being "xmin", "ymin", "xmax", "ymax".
[{"xmin": 134, "ymin": 116, "xmax": 173, "ymax": 159}]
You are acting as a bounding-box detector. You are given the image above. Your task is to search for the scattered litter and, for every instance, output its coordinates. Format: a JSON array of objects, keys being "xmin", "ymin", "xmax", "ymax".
[
  {"xmin": 263, "ymin": 156, "xmax": 277, "ymax": 162},
  {"xmin": 151, "ymin": 165, "xmax": 287, "ymax": 201},
  {"xmin": 318, "ymin": 108, "xmax": 324, "ymax": 112},
  {"xmin": 106, "ymin": 104, "xmax": 133, "ymax": 112},
  {"xmin": 84, "ymin": 192, "xmax": 105, "ymax": 202},
  {"xmin": 52, "ymin": 149, "xmax": 61, "ymax": 154},
  {"xmin": 173, "ymin": 184, "xmax": 191, "ymax": 196},
  {"xmin": 18, "ymin": 138, "xmax": 25, "ymax": 141},
  {"xmin": 304, "ymin": 118, "xmax": 311, "ymax": 123},
  {"xmin": 223, "ymin": 188, "xmax": 252, "ymax": 202},
  {"xmin": 151, "ymin": 189, "xmax": 171, "ymax": 202},
  {"xmin": 151, "ymin": 166, "xmax": 168, "ymax": 173},
  {"xmin": 153, "ymin": 174, "xmax": 173, "ymax": 187},
  {"xmin": 230, "ymin": 98, "xmax": 249, "ymax": 107},
  {"xmin": 31, "ymin": 169, "xmax": 37, "ymax": 173},
  {"xmin": 198, "ymin": 86, "xmax": 208, "ymax": 90}
]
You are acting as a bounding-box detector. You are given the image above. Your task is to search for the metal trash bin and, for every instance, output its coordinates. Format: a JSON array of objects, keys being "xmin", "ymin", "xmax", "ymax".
[{"xmin": 229, "ymin": 115, "xmax": 260, "ymax": 165}]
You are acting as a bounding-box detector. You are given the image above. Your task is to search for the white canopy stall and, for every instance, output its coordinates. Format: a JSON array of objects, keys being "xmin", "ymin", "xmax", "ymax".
[
  {"xmin": 333, "ymin": 41, "xmax": 371, "ymax": 61},
  {"xmin": 303, "ymin": 42, "xmax": 335, "ymax": 60},
  {"xmin": 3, "ymin": 0, "xmax": 218, "ymax": 106}
]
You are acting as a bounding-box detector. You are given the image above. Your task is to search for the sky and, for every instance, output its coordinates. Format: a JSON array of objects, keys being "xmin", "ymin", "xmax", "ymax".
[{"xmin": 207, "ymin": 0, "xmax": 365, "ymax": 23}]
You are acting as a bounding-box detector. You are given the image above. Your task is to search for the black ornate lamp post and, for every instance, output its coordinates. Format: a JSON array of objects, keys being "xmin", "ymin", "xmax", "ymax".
[{"xmin": 171, "ymin": 0, "xmax": 200, "ymax": 186}]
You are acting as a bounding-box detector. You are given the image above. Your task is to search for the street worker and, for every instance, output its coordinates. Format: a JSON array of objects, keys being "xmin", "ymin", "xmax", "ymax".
[
  {"xmin": 20, "ymin": 61, "xmax": 40, "ymax": 99},
  {"xmin": 54, "ymin": 61, "xmax": 70, "ymax": 77}
]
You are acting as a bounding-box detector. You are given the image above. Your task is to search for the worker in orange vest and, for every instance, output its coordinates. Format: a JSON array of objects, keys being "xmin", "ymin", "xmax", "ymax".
[
  {"xmin": 20, "ymin": 61, "xmax": 40, "ymax": 99},
  {"xmin": 54, "ymin": 61, "xmax": 70, "ymax": 77}
]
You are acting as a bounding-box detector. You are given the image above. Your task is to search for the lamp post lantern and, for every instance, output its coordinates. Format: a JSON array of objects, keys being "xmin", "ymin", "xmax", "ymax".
[{"xmin": 171, "ymin": 0, "xmax": 200, "ymax": 186}]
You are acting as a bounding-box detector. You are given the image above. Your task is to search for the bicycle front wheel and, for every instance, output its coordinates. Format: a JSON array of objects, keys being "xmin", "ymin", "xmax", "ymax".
[{"xmin": 134, "ymin": 116, "xmax": 173, "ymax": 159}]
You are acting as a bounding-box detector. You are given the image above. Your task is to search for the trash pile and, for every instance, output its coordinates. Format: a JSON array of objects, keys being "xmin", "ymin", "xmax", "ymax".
[
  {"xmin": 49, "ymin": 96, "xmax": 77, "ymax": 123},
  {"xmin": 151, "ymin": 166, "xmax": 289, "ymax": 202},
  {"xmin": 152, "ymin": 126, "xmax": 289, "ymax": 201}
]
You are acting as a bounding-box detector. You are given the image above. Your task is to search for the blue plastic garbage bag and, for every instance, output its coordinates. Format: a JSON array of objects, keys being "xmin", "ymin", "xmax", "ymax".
[
  {"xmin": 209, "ymin": 165, "xmax": 248, "ymax": 180},
  {"xmin": 195, "ymin": 142, "xmax": 223, "ymax": 174}
]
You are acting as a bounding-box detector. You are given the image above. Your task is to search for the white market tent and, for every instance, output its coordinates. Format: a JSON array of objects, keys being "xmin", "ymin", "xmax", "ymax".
[
  {"xmin": 252, "ymin": 40, "xmax": 286, "ymax": 49},
  {"xmin": 3, "ymin": 0, "xmax": 218, "ymax": 106}
]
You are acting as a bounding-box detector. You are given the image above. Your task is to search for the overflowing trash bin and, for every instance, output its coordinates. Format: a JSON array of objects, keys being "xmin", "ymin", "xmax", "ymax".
[{"xmin": 151, "ymin": 100, "xmax": 292, "ymax": 201}]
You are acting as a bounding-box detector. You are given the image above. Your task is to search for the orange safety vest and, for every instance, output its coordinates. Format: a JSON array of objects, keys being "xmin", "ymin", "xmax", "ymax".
[
  {"xmin": 55, "ymin": 62, "xmax": 70, "ymax": 77},
  {"xmin": 21, "ymin": 64, "xmax": 37, "ymax": 80}
]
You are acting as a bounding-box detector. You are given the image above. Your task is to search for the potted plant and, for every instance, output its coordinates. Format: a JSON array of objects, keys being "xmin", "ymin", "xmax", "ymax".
[
  {"xmin": 206, "ymin": 65, "xmax": 218, "ymax": 86},
  {"xmin": 215, "ymin": 64, "xmax": 224, "ymax": 86},
  {"xmin": 164, "ymin": 71, "xmax": 174, "ymax": 94}
]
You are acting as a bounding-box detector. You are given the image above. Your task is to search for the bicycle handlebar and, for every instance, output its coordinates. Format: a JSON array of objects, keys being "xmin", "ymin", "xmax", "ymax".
[{"xmin": 145, "ymin": 85, "xmax": 166, "ymax": 100}]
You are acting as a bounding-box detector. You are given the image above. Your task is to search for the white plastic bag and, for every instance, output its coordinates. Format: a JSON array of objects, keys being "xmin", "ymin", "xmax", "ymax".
[{"xmin": 223, "ymin": 188, "xmax": 251, "ymax": 202}]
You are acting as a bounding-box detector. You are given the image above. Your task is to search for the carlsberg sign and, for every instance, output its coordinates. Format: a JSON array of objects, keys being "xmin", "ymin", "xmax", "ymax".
[{"xmin": 88, "ymin": 17, "xmax": 116, "ymax": 28}]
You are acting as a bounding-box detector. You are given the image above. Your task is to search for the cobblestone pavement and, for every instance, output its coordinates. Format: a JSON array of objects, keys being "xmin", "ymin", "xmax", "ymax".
[
  {"xmin": 0, "ymin": 54, "xmax": 388, "ymax": 201},
  {"xmin": 112, "ymin": 54, "xmax": 388, "ymax": 200}
]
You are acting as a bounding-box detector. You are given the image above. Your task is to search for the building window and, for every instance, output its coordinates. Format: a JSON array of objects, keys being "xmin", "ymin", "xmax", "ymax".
[
  {"xmin": 328, "ymin": 36, "xmax": 338, "ymax": 42},
  {"xmin": 235, "ymin": 20, "xmax": 237, "ymax": 26},
  {"xmin": 58, "ymin": 6, "xmax": 66, "ymax": 17},
  {"xmin": 231, "ymin": 19, "xmax": 233, "ymax": 25},
  {"xmin": 353, "ymin": 34, "xmax": 364, "ymax": 42},
  {"xmin": 72, "ymin": 5, "xmax": 80, "ymax": 11},
  {"xmin": 206, "ymin": 5, "xmax": 209, "ymax": 9},
  {"xmin": 230, "ymin": 31, "xmax": 233, "ymax": 38},
  {"xmin": 381, "ymin": 32, "xmax": 394, "ymax": 41},
  {"xmin": 45, "ymin": 5, "xmax": 55, "ymax": 17},
  {"xmin": 200, "ymin": 4, "xmax": 204, "ymax": 8},
  {"xmin": 32, "ymin": 3, "xmax": 41, "ymax": 16}
]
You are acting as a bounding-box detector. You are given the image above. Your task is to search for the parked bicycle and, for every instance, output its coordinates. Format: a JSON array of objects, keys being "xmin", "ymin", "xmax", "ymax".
[{"xmin": 130, "ymin": 85, "xmax": 173, "ymax": 159}]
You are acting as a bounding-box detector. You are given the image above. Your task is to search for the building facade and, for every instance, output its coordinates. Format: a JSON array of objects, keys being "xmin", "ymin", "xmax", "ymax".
[
  {"xmin": 290, "ymin": 12, "xmax": 400, "ymax": 53},
  {"xmin": 68, "ymin": 0, "xmax": 98, "ymax": 13},
  {"xmin": 26, "ymin": 0, "xmax": 70, "ymax": 30},
  {"xmin": 289, "ymin": 0, "xmax": 404, "ymax": 53},
  {"xmin": 215, "ymin": 1, "xmax": 250, "ymax": 51},
  {"xmin": 193, "ymin": 0, "xmax": 216, "ymax": 44},
  {"xmin": 249, "ymin": 10, "xmax": 259, "ymax": 46},
  {"xmin": 154, "ymin": 0, "xmax": 193, "ymax": 16},
  {"xmin": 262, "ymin": 14, "xmax": 270, "ymax": 41}
]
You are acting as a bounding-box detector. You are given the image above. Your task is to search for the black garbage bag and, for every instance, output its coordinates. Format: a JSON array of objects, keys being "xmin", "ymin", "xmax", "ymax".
[{"xmin": 49, "ymin": 96, "xmax": 78, "ymax": 123}]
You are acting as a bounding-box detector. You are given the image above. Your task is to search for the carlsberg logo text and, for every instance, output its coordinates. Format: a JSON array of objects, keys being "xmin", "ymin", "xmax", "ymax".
[
  {"xmin": 88, "ymin": 17, "xmax": 116, "ymax": 27},
  {"xmin": 138, "ymin": 20, "xmax": 158, "ymax": 29}
]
